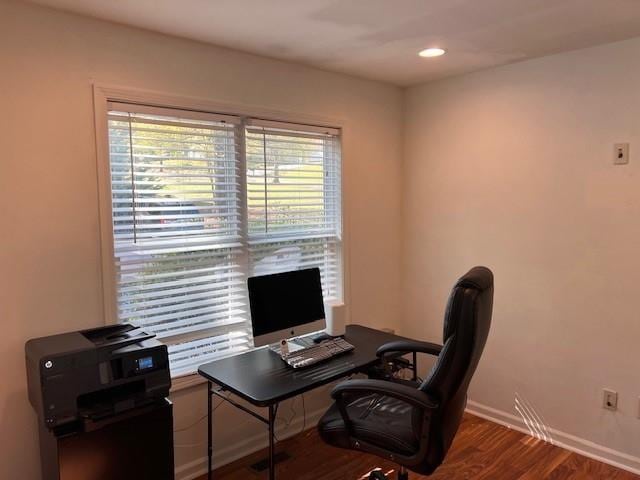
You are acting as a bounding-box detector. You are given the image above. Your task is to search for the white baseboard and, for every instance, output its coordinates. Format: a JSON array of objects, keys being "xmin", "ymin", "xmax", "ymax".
[
  {"xmin": 466, "ymin": 400, "xmax": 640, "ymax": 476},
  {"xmin": 175, "ymin": 406, "xmax": 327, "ymax": 480}
]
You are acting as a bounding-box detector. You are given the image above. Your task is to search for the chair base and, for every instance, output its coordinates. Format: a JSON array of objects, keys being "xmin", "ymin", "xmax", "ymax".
[
  {"xmin": 369, "ymin": 472, "xmax": 387, "ymax": 480},
  {"xmin": 368, "ymin": 467, "xmax": 409, "ymax": 480}
]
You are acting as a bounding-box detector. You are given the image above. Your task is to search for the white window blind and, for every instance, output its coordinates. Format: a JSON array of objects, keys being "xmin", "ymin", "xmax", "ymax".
[
  {"xmin": 106, "ymin": 103, "xmax": 342, "ymax": 377},
  {"xmin": 245, "ymin": 120, "xmax": 342, "ymax": 299}
]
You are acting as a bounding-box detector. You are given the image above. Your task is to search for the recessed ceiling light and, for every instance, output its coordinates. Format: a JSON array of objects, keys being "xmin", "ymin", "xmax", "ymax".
[{"xmin": 419, "ymin": 47, "xmax": 446, "ymax": 58}]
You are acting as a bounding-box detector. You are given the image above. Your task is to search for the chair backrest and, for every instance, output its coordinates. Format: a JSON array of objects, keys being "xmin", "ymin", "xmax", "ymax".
[{"xmin": 420, "ymin": 266, "xmax": 493, "ymax": 470}]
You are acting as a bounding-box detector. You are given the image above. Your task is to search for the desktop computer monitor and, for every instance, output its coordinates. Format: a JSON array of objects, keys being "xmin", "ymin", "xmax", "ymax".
[{"xmin": 248, "ymin": 268, "xmax": 326, "ymax": 347}]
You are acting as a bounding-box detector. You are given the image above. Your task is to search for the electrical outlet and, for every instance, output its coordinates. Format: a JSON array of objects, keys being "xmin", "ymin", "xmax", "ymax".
[
  {"xmin": 603, "ymin": 389, "xmax": 618, "ymax": 411},
  {"xmin": 614, "ymin": 143, "xmax": 629, "ymax": 165}
]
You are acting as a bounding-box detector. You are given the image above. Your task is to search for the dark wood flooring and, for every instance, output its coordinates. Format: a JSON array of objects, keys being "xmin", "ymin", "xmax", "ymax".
[{"xmin": 203, "ymin": 413, "xmax": 638, "ymax": 479}]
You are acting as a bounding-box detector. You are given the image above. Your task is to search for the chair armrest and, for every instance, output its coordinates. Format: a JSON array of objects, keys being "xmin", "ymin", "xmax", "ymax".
[
  {"xmin": 331, "ymin": 379, "xmax": 439, "ymax": 411},
  {"xmin": 376, "ymin": 340, "xmax": 443, "ymax": 358}
]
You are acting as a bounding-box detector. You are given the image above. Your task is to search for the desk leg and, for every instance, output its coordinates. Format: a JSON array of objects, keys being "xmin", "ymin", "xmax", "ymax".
[
  {"xmin": 268, "ymin": 404, "xmax": 276, "ymax": 480},
  {"xmin": 207, "ymin": 381, "xmax": 213, "ymax": 480}
]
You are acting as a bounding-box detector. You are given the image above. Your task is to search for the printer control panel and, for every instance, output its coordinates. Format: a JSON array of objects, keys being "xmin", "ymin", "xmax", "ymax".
[
  {"xmin": 136, "ymin": 356, "xmax": 154, "ymax": 371},
  {"xmin": 100, "ymin": 346, "xmax": 168, "ymax": 384}
]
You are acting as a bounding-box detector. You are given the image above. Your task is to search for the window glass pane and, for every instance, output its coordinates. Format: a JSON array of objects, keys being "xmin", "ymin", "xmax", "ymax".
[
  {"xmin": 246, "ymin": 128, "xmax": 339, "ymax": 236},
  {"xmin": 109, "ymin": 113, "xmax": 240, "ymax": 244}
]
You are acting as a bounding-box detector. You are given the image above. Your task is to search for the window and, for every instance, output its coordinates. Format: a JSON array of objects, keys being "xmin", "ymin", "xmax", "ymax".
[{"xmin": 105, "ymin": 102, "xmax": 342, "ymax": 376}]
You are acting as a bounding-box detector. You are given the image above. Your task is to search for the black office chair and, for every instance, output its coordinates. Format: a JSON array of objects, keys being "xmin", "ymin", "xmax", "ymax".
[{"xmin": 318, "ymin": 266, "xmax": 493, "ymax": 480}]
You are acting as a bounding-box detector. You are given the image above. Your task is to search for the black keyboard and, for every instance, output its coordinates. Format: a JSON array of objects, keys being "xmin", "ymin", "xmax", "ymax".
[{"xmin": 282, "ymin": 338, "xmax": 355, "ymax": 368}]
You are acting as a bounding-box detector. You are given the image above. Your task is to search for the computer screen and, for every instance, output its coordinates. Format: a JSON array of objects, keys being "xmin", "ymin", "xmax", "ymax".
[{"xmin": 248, "ymin": 268, "xmax": 326, "ymax": 343}]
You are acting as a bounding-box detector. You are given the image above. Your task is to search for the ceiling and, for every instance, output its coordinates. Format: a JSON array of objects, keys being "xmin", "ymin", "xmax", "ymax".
[{"xmin": 28, "ymin": 0, "xmax": 640, "ymax": 86}]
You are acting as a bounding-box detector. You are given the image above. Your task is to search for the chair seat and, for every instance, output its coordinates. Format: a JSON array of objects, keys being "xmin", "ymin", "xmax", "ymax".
[{"xmin": 318, "ymin": 393, "xmax": 419, "ymax": 456}]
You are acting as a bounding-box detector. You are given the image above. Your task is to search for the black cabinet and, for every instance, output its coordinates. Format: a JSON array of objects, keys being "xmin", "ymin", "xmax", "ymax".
[{"xmin": 38, "ymin": 399, "xmax": 174, "ymax": 480}]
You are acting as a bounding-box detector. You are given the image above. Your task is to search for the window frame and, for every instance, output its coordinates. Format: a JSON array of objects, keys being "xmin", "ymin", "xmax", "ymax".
[{"xmin": 93, "ymin": 84, "xmax": 350, "ymax": 383}]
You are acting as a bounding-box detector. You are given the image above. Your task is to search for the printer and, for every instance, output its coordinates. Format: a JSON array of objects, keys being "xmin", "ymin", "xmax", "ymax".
[{"xmin": 26, "ymin": 323, "xmax": 171, "ymax": 430}]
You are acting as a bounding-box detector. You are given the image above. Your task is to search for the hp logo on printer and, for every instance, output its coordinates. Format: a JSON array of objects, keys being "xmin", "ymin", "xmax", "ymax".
[{"xmin": 44, "ymin": 360, "xmax": 53, "ymax": 369}]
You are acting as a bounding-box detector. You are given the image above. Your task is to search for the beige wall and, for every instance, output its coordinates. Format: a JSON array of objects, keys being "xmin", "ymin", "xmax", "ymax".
[
  {"xmin": 403, "ymin": 37, "xmax": 640, "ymax": 467},
  {"xmin": 5, "ymin": 0, "xmax": 640, "ymax": 477},
  {"xmin": 0, "ymin": 1, "xmax": 403, "ymax": 478}
]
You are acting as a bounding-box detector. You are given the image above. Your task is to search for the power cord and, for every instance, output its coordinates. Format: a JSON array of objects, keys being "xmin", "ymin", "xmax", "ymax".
[
  {"xmin": 173, "ymin": 391, "xmax": 230, "ymax": 448},
  {"xmin": 273, "ymin": 393, "xmax": 306, "ymax": 442},
  {"xmin": 174, "ymin": 392, "xmax": 308, "ymax": 448},
  {"xmin": 300, "ymin": 394, "xmax": 306, "ymax": 433},
  {"xmin": 276, "ymin": 395, "xmax": 298, "ymax": 430}
]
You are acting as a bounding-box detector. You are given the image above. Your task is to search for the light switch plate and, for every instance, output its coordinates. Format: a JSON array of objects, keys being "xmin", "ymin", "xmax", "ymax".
[
  {"xmin": 614, "ymin": 143, "xmax": 629, "ymax": 165},
  {"xmin": 603, "ymin": 389, "xmax": 618, "ymax": 411}
]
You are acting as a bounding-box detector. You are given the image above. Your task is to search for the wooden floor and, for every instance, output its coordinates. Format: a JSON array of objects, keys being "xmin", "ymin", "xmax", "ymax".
[{"xmin": 203, "ymin": 414, "xmax": 639, "ymax": 480}]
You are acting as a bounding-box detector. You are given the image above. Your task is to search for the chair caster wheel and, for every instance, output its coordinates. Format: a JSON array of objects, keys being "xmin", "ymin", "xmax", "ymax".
[{"xmin": 369, "ymin": 471, "xmax": 388, "ymax": 480}]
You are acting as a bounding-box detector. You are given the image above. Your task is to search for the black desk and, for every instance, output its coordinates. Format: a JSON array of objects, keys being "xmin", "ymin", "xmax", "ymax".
[{"xmin": 197, "ymin": 324, "xmax": 410, "ymax": 480}]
